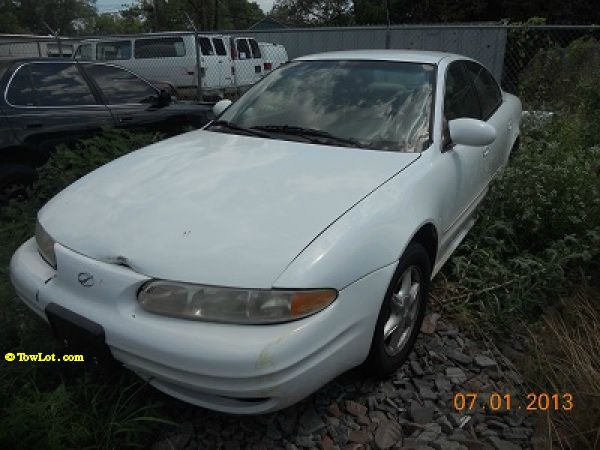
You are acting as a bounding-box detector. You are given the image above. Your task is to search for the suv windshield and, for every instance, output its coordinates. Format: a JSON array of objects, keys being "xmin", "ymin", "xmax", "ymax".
[{"xmin": 217, "ymin": 60, "xmax": 435, "ymax": 152}]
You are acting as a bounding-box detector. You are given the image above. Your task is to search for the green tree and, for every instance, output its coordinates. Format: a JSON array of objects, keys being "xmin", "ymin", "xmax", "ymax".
[
  {"xmin": 4, "ymin": 0, "xmax": 97, "ymax": 35},
  {"xmin": 0, "ymin": 0, "xmax": 25, "ymax": 33},
  {"xmin": 271, "ymin": 0, "xmax": 353, "ymax": 26},
  {"xmin": 125, "ymin": 0, "xmax": 264, "ymax": 32}
]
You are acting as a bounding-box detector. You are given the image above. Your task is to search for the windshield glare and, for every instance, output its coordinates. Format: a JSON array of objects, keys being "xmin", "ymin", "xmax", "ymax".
[{"xmin": 220, "ymin": 60, "xmax": 435, "ymax": 152}]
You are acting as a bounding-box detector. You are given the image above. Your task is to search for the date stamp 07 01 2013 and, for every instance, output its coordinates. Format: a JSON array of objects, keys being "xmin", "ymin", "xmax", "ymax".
[{"xmin": 452, "ymin": 392, "xmax": 574, "ymax": 413}]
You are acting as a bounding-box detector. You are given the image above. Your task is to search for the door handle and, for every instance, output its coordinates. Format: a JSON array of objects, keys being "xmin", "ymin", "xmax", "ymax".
[
  {"xmin": 483, "ymin": 146, "xmax": 491, "ymax": 157},
  {"xmin": 119, "ymin": 116, "xmax": 134, "ymax": 123},
  {"xmin": 25, "ymin": 123, "xmax": 43, "ymax": 129}
]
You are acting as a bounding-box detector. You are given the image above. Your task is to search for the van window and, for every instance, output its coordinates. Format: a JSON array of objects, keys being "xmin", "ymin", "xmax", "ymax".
[
  {"xmin": 96, "ymin": 41, "xmax": 131, "ymax": 60},
  {"xmin": 135, "ymin": 37, "xmax": 186, "ymax": 59},
  {"xmin": 249, "ymin": 39, "xmax": 261, "ymax": 59},
  {"xmin": 236, "ymin": 39, "xmax": 251, "ymax": 60},
  {"xmin": 212, "ymin": 38, "xmax": 227, "ymax": 56},
  {"xmin": 198, "ymin": 37, "xmax": 214, "ymax": 56},
  {"xmin": 75, "ymin": 43, "xmax": 93, "ymax": 60}
]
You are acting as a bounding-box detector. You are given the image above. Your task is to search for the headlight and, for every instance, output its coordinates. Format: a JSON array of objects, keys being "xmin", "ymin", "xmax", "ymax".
[
  {"xmin": 35, "ymin": 220, "xmax": 56, "ymax": 268},
  {"xmin": 137, "ymin": 281, "xmax": 338, "ymax": 324}
]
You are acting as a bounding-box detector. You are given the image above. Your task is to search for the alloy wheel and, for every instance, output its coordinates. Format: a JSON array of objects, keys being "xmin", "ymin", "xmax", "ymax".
[{"xmin": 383, "ymin": 265, "xmax": 422, "ymax": 356}]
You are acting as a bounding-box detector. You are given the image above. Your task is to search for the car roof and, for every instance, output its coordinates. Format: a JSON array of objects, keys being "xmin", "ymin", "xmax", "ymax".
[
  {"xmin": 295, "ymin": 49, "xmax": 465, "ymax": 64},
  {"xmin": 0, "ymin": 57, "xmax": 76, "ymax": 65}
]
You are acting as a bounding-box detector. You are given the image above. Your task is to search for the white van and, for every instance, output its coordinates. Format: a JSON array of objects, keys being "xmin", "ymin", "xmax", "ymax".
[
  {"xmin": 229, "ymin": 37, "xmax": 265, "ymax": 89},
  {"xmin": 75, "ymin": 34, "xmax": 199, "ymax": 95},
  {"xmin": 258, "ymin": 42, "xmax": 289, "ymax": 75},
  {"xmin": 74, "ymin": 33, "xmax": 275, "ymax": 99}
]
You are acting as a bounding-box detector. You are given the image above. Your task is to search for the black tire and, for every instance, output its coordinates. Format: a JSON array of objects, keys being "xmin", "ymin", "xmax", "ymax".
[
  {"xmin": 0, "ymin": 164, "xmax": 37, "ymax": 205},
  {"xmin": 366, "ymin": 242, "xmax": 431, "ymax": 377}
]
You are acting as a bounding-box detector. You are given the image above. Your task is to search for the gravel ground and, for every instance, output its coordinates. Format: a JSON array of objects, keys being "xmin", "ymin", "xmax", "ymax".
[{"xmin": 153, "ymin": 314, "xmax": 534, "ymax": 450}]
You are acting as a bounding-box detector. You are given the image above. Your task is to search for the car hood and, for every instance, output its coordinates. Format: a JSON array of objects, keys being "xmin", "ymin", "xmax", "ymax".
[{"xmin": 39, "ymin": 130, "xmax": 419, "ymax": 288}]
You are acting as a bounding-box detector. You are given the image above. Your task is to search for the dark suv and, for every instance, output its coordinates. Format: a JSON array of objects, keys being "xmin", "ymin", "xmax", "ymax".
[{"xmin": 0, "ymin": 58, "xmax": 214, "ymax": 202}]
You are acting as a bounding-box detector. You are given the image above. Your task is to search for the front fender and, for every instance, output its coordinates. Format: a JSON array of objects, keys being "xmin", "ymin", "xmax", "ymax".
[{"xmin": 273, "ymin": 157, "xmax": 440, "ymax": 290}]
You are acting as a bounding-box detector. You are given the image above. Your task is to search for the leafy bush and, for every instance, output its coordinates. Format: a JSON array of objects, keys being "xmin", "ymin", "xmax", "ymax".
[
  {"xmin": 436, "ymin": 39, "xmax": 600, "ymax": 326},
  {"xmin": 0, "ymin": 129, "xmax": 169, "ymax": 449}
]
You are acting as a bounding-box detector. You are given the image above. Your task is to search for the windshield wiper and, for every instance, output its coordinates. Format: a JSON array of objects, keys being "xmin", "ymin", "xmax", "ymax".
[
  {"xmin": 251, "ymin": 125, "xmax": 365, "ymax": 148},
  {"xmin": 209, "ymin": 120, "xmax": 272, "ymax": 138}
]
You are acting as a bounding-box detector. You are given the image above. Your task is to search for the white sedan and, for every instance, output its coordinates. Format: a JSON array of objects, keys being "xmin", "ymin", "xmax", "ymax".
[{"xmin": 10, "ymin": 50, "xmax": 521, "ymax": 414}]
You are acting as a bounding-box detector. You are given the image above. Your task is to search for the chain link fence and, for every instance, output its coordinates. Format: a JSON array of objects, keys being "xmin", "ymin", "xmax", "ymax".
[{"xmin": 1, "ymin": 25, "xmax": 598, "ymax": 104}]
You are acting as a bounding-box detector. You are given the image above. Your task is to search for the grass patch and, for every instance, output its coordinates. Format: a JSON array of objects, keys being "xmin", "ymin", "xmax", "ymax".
[
  {"xmin": 0, "ymin": 129, "xmax": 174, "ymax": 450},
  {"xmin": 433, "ymin": 39, "xmax": 600, "ymax": 327},
  {"xmin": 522, "ymin": 288, "xmax": 600, "ymax": 449}
]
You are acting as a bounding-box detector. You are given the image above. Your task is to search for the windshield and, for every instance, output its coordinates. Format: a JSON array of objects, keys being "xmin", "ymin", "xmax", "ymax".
[{"xmin": 218, "ymin": 60, "xmax": 435, "ymax": 152}]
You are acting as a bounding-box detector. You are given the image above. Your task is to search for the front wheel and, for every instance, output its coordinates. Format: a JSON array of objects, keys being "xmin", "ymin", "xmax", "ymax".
[{"xmin": 366, "ymin": 242, "xmax": 431, "ymax": 377}]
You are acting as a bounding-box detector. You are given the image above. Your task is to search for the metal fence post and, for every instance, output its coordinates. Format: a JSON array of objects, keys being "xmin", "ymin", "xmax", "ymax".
[
  {"xmin": 185, "ymin": 12, "xmax": 202, "ymax": 101},
  {"xmin": 385, "ymin": 0, "xmax": 391, "ymax": 49}
]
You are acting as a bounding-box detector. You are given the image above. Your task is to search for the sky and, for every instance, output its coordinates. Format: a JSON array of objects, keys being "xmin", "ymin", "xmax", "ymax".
[{"xmin": 95, "ymin": 0, "xmax": 275, "ymax": 14}]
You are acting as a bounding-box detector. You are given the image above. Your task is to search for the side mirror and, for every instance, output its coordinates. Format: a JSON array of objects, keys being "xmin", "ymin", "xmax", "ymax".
[
  {"xmin": 448, "ymin": 118, "xmax": 496, "ymax": 147},
  {"xmin": 213, "ymin": 99, "xmax": 232, "ymax": 117},
  {"xmin": 155, "ymin": 89, "xmax": 171, "ymax": 107}
]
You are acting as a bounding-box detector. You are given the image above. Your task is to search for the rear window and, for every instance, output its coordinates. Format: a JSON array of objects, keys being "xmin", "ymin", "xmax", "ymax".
[
  {"xmin": 135, "ymin": 37, "xmax": 186, "ymax": 59},
  {"xmin": 0, "ymin": 62, "xmax": 9, "ymax": 81},
  {"xmin": 236, "ymin": 39, "xmax": 251, "ymax": 60},
  {"xmin": 198, "ymin": 37, "xmax": 214, "ymax": 56},
  {"xmin": 96, "ymin": 41, "xmax": 131, "ymax": 60},
  {"xmin": 249, "ymin": 39, "xmax": 261, "ymax": 59},
  {"xmin": 213, "ymin": 38, "xmax": 227, "ymax": 56},
  {"xmin": 6, "ymin": 64, "xmax": 35, "ymax": 106},
  {"xmin": 75, "ymin": 43, "xmax": 93, "ymax": 60},
  {"xmin": 7, "ymin": 63, "xmax": 96, "ymax": 107}
]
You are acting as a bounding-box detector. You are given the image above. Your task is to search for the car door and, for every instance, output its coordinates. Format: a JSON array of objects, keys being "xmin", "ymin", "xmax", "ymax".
[
  {"xmin": 232, "ymin": 38, "xmax": 256, "ymax": 88},
  {"xmin": 3, "ymin": 61, "xmax": 113, "ymax": 155},
  {"xmin": 198, "ymin": 36, "xmax": 220, "ymax": 91},
  {"xmin": 212, "ymin": 36, "xmax": 233, "ymax": 90},
  {"xmin": 438, "ymin": 60, "xmax": 487, "ymax": 247},
  {"xmin": 463, "ymin": 61, "xmax": 508, "ymax": 179},
  {"xmin": 82, "ymin": 63, "xmax": 160, "ymax": 127},
  {"xmin": 82, "ymin": 63, "xmax": 185, "ymax": 132},
  {"xmin": 248, "ymin": 38, "xmax": 264, "ymax": 83}
]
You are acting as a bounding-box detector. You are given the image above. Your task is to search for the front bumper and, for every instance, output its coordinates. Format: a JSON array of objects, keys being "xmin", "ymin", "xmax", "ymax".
[{"xmin": 10, "ymin": 237, "xmax": 396, "ymax": 414}]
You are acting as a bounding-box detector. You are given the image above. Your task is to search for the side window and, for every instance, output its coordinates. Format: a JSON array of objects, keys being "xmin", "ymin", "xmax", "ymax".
[
  {"xmin": 85, "ymin": 64, "xmax": 157, "ymax": 104},
  {"xmin": 96, "ymin": 41, "xmax": 131, "ymax": 60},
  {"xmin": 465, "ymin": 62, "xmax": 502, "ymax": 119},
  {"xmin": 198, "ymin": 37, "xmax": 214, "ymax": 56},
  {"xmin": 135, "ymin": 37, "xmax": 186, "ymax": 59},
  {"xmin": 236, "ymin": 39, "xmax": 251, "ymax": 59},
  {"xmin": 212, "ymin": 38, "xmax": 227, "ymax": 56},
  {"xmin": 8, "ymin": 63, "xmax": 96, "ymax": 107},
  {"xmin": 444, "ymin": 62, "xmax": 481, "ymax": 121},
  {"xmin": 75, "ymin": 43, "xmax": 93, "ymax": 60},
  {"xmin": 6, "ymin": 64, "xmax": 35, "ymax": 106},
  {"xmin": 249, "ymin": 39, "xmax": 261, "ymax": 59}
]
